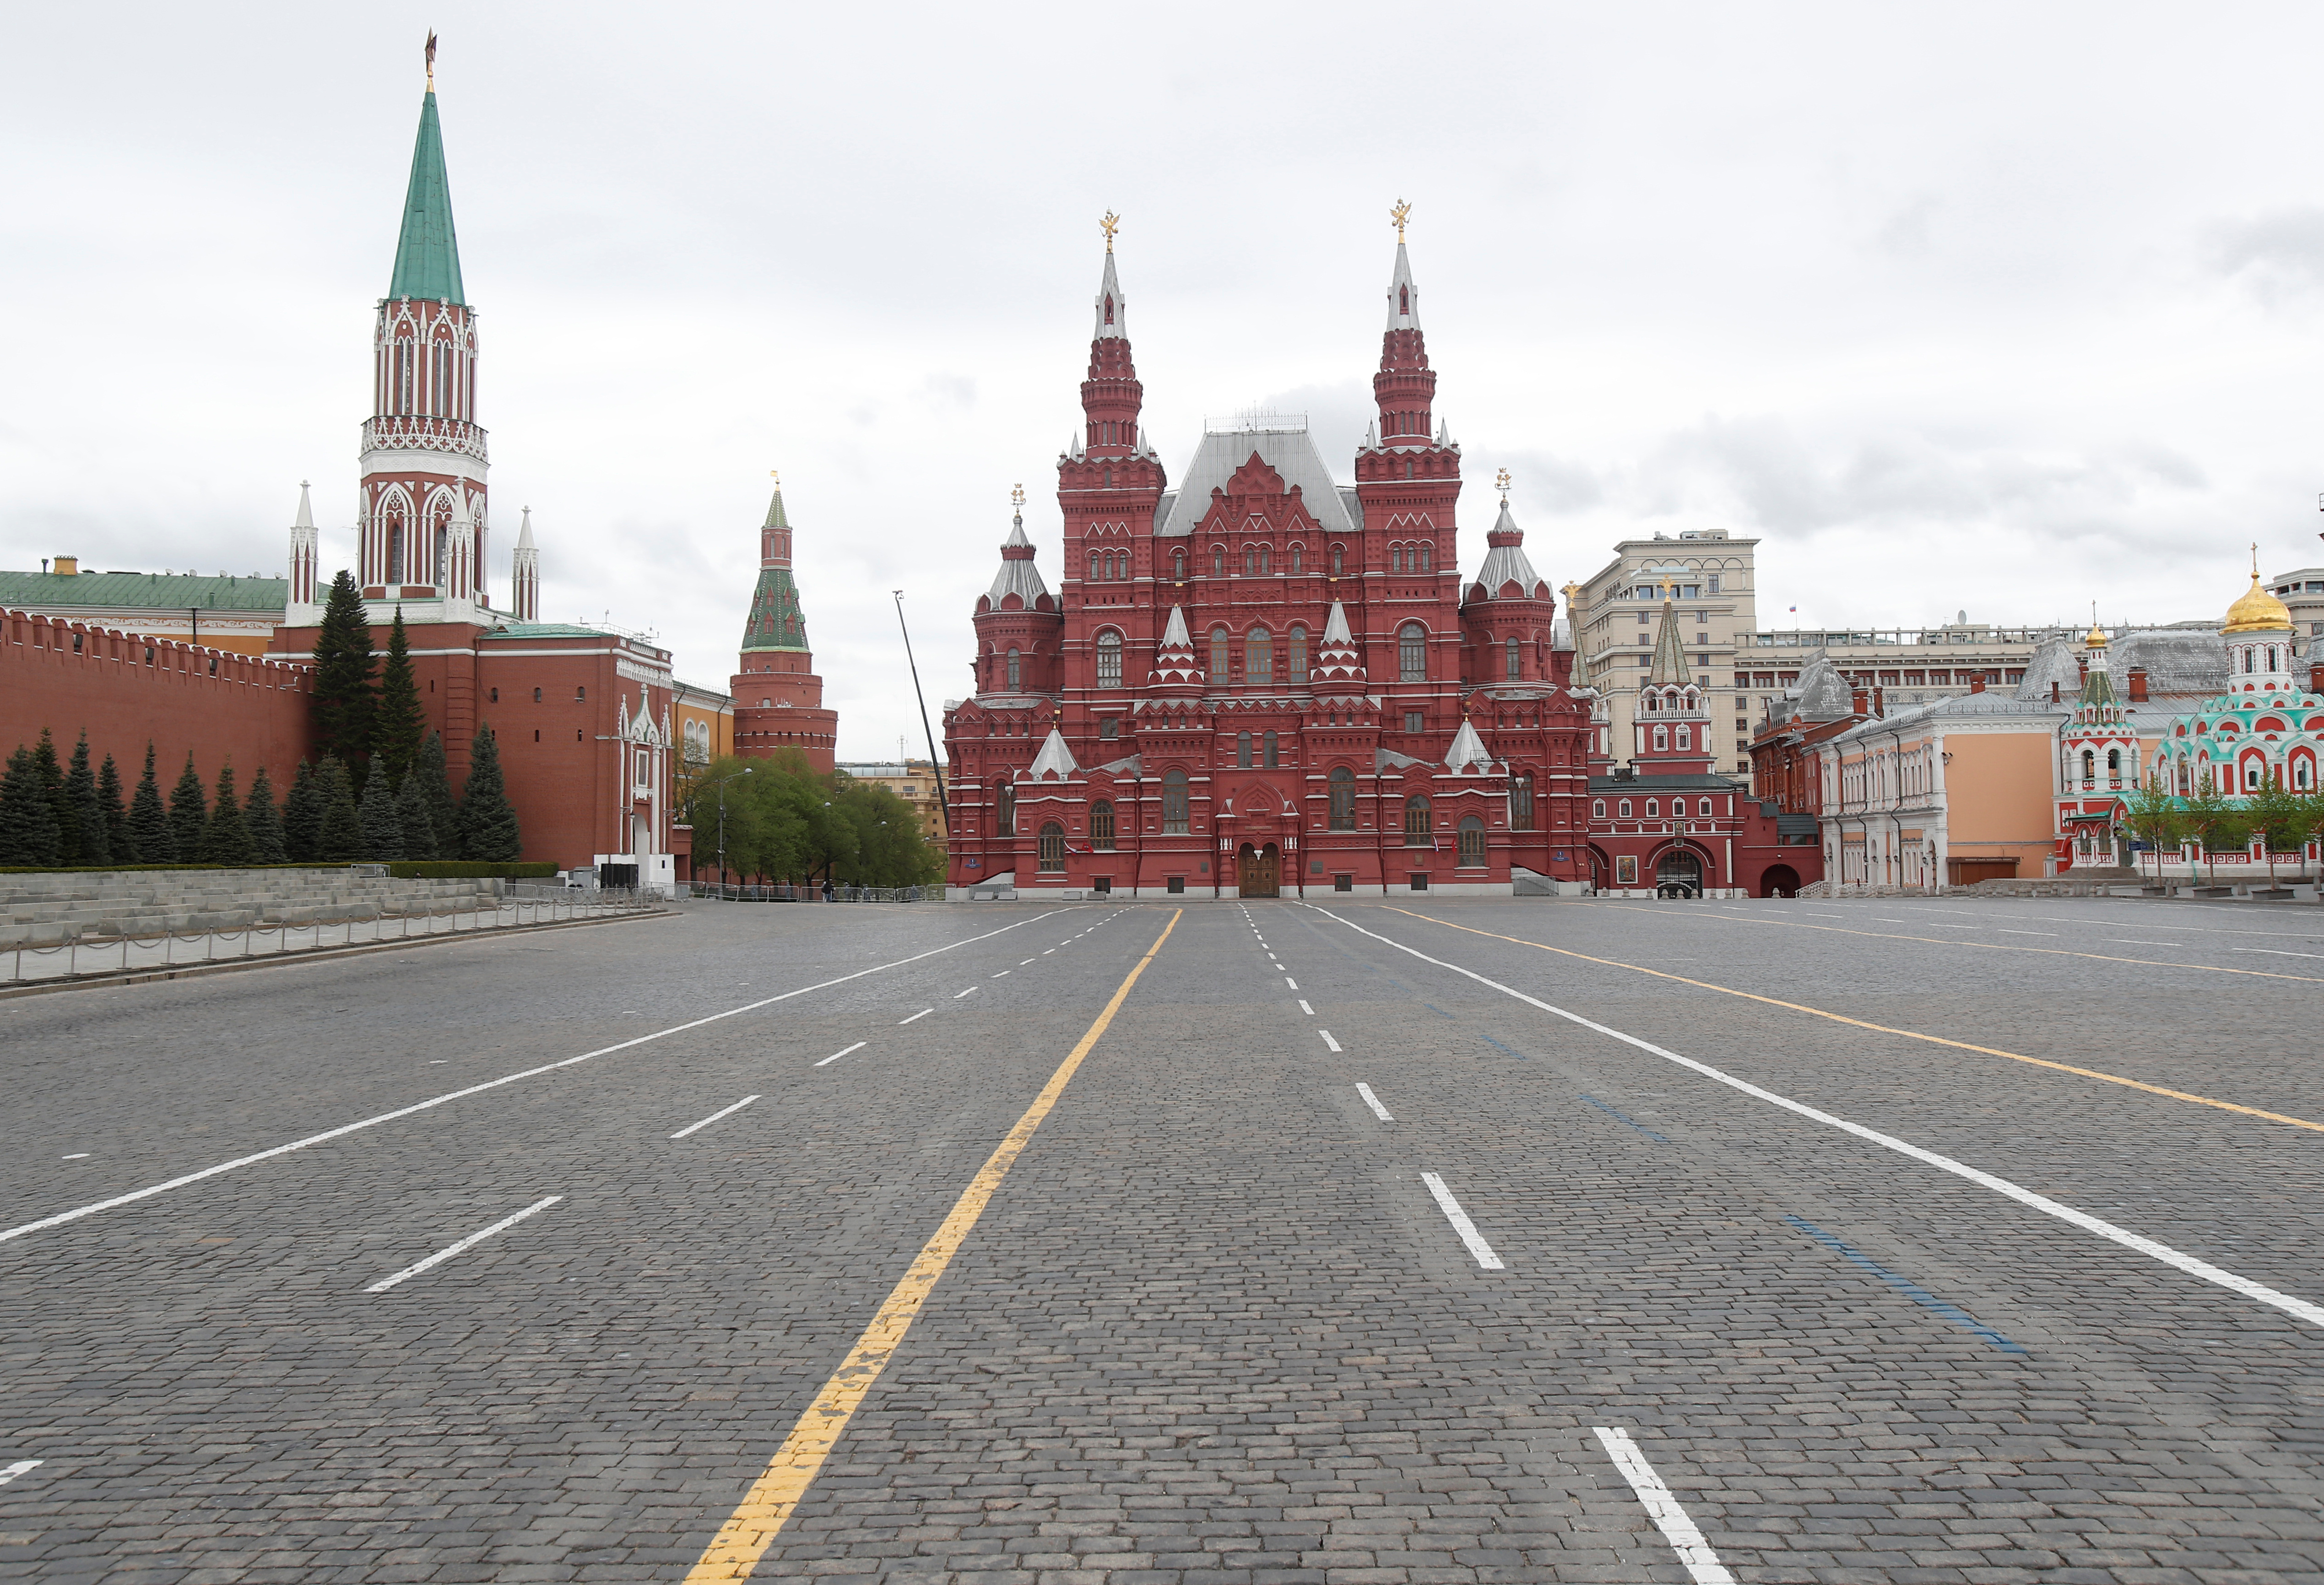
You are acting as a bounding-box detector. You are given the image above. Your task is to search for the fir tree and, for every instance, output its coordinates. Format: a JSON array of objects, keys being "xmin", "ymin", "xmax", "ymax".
[
  {"xmin": 201, "ymin": 762, "xmax": 256, "ymax": 867},
  {"xmin": 65, "ymin": 731, "xmax": 108, "ymax": 868},
  {"xmin": 372, "ymin": 607, "xmax": 426, "ymax": 789},
  {"xmin": 395, "ymin": 768, "xmax": 438, "ymax": 860},
  {"xmin": 129, "ymin": 743, "xmax": 171, "ymax": 865},
  {"xmin": 456, "ymin": 722, "xmax": 522, "ymax": 861},
  {"xmin": 168, "ymin": 752, "xmax": 209, "ymax": 864},
  {"xmin": 282, "ymin": 759, "xmax": 323, "ymax": 863},
  {"xmin": 32, "ymin": 730, "xmax": 73, "ymax": 866},
  {"xmin": 97, "ymin": 752, "xmax": 134, "ymax": 865},
  {"xmin": 310, "ymin": 569, "xmax": 377, "ymax": 769},
  {"xmin": 0, "ymin": 745, "xmax": 64, "ymax": 867},
  {"xmin": 358, "ymin": 762, "xmax": 404, "ymax": 861},
  {"xmin": 245, "ymin": 765, "xmax": 287, "ymax": 865},
  {"xmin": 315, "ymin": 756, "xmax": 363, "ymax": 862},
  {"xmin": 413, "ymin": 731, "xmax": 460, "ymax": 857}
]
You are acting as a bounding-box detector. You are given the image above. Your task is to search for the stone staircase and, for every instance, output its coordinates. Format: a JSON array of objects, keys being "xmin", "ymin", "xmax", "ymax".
[{"xmin": 0, "ymin": 868, "xmax": 507, "ymax": 949}]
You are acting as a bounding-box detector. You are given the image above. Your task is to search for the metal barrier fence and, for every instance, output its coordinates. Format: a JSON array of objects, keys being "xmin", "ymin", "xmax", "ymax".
[
  {"xmin": 5, "ymin": 893, "xmax": 658, "ymax": 987},
  {"xmin": 687, "ymin": 882, "xmax": 933, "ymax": 903}
]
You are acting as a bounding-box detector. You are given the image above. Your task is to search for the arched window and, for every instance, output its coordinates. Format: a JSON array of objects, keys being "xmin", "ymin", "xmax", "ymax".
[
  {"xmin": 1091, "ymin": 801, "xmax": 1116, "ymax": 850},
  {"xmin": 1391, "ymin": 546, "xmax": 1405, "ymax": 573},
  {"xmin": 1247, "ymin": 628, "xmax": 1273, "ymax": 682},
  {"xmin": 1038, "ymin": 821, "xmax": 1066, "ymax": 871},
  {"xmin": 2081, "ymin": 749, "xmax": 2095, "ymax": 781},
  {"xmin": 1404, "ymin": 795, "xmax": 1431, "ymax": 846},
  {"xmin": 1260, "ymin": 546, "xmax": 1272, "ymax": 574},
  {"xmin": 1208, "ymin": 627, "xmax": 1230, "ymax": 679},
  {"xmin": 533, "ymin": 687, "xmax": 542, "ymax": 703},
  {"xmin": 1457, "ymin": 815, "xmax": 1485, "ymax": 866},
  {"xmin": 1238, "ymin": 730, "xmax": 1253, "ymax": 768},
  {"xmin": 1699, "ymin": 797, "xmax": 1714, "ymax": 817},
  {"xmin": 997, "ymin": 784, "xmax": 1015, "ymax": 837},
  {"xmin": 1263, "ymin": 730, "xmax": 1278, "ymax": 768},
  {"xmin": 1618, "ymin": 799, "xmax": 1632, "ymax": 819},
  {"xmin": 1398, "ymin": 623, "xmax": 1426, "ymax": 682},
  {"xmin": 1675, "ymin": 725, "xmax": 1690, "ymax": 750},
  {"xmin": 1512, "ymin": 774, "xmax": 1534, "ymax": 830},
  {"xmin": 1288, "ymin": 625, "xmax": 1309, "ymax": 683},
  {"xmin": 1212, "ymin": 545, "xmax": 1226, "ymax": 575},
  {"xmin": 1654, "ymin": 726, "xmax": 1669, "ymax": 752},
  {"xmin": 1331, "ymin": 545, "xmax": 1344, "ymax": 575},
  {"xmin": 2106, "ymin": 748, "xmax": 2120, "ymax": 774},
  {"xmin": 1419, "ymin": 544, "xmax": 1433, "ymax": 572},
  {"xmin": 1506, "ymin": 636, "xmax": 1521, "ymax": 681},
  {"xmin": 1088, "ymin": 551, "xmax": 1100, "ymax": 582},
  {"xmin": 1329, "ymin": 766, "xmax": 1356, "ymax": 829},
  {"xmin": 1162, "ymin": 768, "xmax": 1189, "ymax": 833},
  {"xmin": 2269, "ymin": 647, "xmax": 2279, "ymax": 672},
  {"xmin": 1173, "ymin": 548, "xmax": 1186, "ymax": 580},
  {"xmin": 1244, "ymin": 546, "xmax": 1258, "ymax": 575},
  {"xmin": 1006, "ymin": 647, "xmax": 1022, "ymax": 690},
  {"xmin": 1095, "ymin": 630, "xmax": 1123, "ymax": 688},
  {"xmin": 1290, "ymin": 545, "xmax": 1303, "ymax": 573}
]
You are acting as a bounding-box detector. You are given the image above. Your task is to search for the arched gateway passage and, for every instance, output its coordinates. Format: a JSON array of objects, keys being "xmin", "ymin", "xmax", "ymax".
[
  {"xmin": 1760, "ymin": 863, "xmax": 1801, "ymax": 898},
  {"xmin": 1237, "ymin": 843, "xmax": 1281, "ymax": 898},
  {"xmin": 1655, "ymin": 848, "xmax": 1703, "ymax": 899}
]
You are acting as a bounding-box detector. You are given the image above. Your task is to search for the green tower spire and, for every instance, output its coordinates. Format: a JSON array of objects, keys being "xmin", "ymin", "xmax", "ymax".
[
  {"xmin": 388, "ymin": 83, "xmax": 466, "ymax": 304},
  {"xmin": 741, "ymin": 479, "xmax": 811, "ymax": 653}
]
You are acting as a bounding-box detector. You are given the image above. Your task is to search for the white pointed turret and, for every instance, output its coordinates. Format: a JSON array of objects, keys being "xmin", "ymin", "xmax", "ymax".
[
  {"xmin": 1470, "ymin": 499, "xmax": 1548, "ymax": 602},
  {"xmin": 1094, "ymin": 248, "xmax": 1127, "ymax": 341},
  {"xmin": 511, "ymin": 504, "xmax": 540, "ymax": 622},
  {"xmin": 1027, "ymin": 725, "xmax": 1079, "ymax": 781},
  {"xmin": 1161, "ymin": 603, "xmax": 1190, "ymax": 650},
  {"xmin": 1445, "ymin": 718, "xmax": 1493, "ymax": 774},
  {"xmin": 985, "ymin": 505, "xmax": 1051, "ymax": 611},
  {"xmin": 1150, "ymin": 603, "xmax": 1201, "ymax": 689},
  {"xmin": 1315, "ymin": 599, "xmax": 1366, "ymax": 686},
  {"xmin": 287, "ymin": 480, "xmax": 320, "ymax": 613},
  {"xmin": 1385, "ymin": 241, "xmax": 1421, "ymax": 331},
  {"xmin": 1324, "ymin": 600, "xmax": 1353, "ymax": 645}
]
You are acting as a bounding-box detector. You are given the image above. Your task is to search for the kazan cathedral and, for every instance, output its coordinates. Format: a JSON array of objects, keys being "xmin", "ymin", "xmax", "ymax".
[{"xmin": 942, "ymin": 224, "xmax": 1804, "ymax": 899}]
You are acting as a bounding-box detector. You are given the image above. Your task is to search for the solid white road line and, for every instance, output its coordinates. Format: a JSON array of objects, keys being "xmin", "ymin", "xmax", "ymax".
[
  {"xmin": 61, "ymin": 1154, "xmax": 88, "ymax": 1161},
  {"xmin": 0, "ymin": 914, "xmax": 1068, "ymax": 1247},
  {"xmin": 1315, "ymin": 906, "xmax": 2324, "ymax": 1331},
  {"xmin": 670, "ymin": 1095, "xmax": 759, "ymax": 1138},
  {"xmin": 1318, "ymin": 1030, "xmax": 1341, "ymax": 1052},
  {"xmin": 1591, "ymin": 1428, "xmax": 1735, "ymax": 1585},
  {"xmin": 1356, "ymin": 1083, "xmax": 1393, "ymax": 1121},
  {"xmin": 367, "ymin": 1196, "xmax": 562, "ymax": 1293},
  {"xmin": 813, "ymin": 1042, "xmax": 868, "ymax": 1068},
  {"xmin": 1298, "ymin": 1000, "xmax": 1314, "ymax": 1015},
  {"xmin": 1996, "ymin": 929, "xmax": 2056, "ymax": 936},
  {"xmin": 1420, "ymin": 1172, "xmax": 1503, "ymax": 1269},
  {"xmin": 2236, "ymin": 947, "xmax": 2324, "ymax": 960},
  {"xmin": 0, "ymin": 1460, "xmax": 40, "ymax": 1487},
  {"xmin": 898, "ymin": 1009, "xmax": 932, "ymax": 1025}
]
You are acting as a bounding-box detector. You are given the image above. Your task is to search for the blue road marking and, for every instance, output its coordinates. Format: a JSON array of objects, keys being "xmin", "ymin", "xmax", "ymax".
[
  {"xmin": 1579, "ymin": 1093, "xmax": 1668, "ymax": 1142},
  {"xmin": 1479, "ymin": 1036, "xmax": 1528, "ymax": 1059},
  {"xmin": 1786, "ymin": 1215, "xmax": 2027, "ymax": 1354}
]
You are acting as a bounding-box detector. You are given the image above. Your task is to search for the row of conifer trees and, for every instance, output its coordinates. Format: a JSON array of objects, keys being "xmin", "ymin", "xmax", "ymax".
[{"xmin": 0, "ymin": 578, "xmax": 525, "ymax": 870}]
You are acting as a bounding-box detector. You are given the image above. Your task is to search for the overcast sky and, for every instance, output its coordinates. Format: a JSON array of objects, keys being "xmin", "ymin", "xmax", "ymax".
[{"xmin": 9, "ymin": 4, "xmax": 2324, "ymax": 758}]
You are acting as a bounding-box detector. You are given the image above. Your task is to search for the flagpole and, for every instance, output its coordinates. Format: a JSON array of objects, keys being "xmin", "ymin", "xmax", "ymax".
[{"xmin": 893, "ymin": 591, "xmax": 949, "ymax": 844}]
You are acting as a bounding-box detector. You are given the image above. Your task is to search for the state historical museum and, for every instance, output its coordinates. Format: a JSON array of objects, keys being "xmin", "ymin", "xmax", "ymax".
[{"xmin": 943, "ymin": 226, "xmax": 1599, "ymax": 898}]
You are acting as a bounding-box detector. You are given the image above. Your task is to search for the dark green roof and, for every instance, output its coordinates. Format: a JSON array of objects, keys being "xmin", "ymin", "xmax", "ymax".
[
  {"xmin": 388, "ymin": 91, "xmax": 466, "ymax": 305},
  {"xmin": 0, "ymin": 569, "xmax": 289, "ymax": 612},
  {"xmin": 741, "ymin": 567, "xmax": 810, "ymax": 652}
]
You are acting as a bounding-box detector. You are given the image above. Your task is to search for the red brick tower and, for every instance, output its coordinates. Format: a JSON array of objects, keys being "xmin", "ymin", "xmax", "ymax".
[{"xmin": 731, "ymin": 475, "xmax": 839, "ymax": 771}]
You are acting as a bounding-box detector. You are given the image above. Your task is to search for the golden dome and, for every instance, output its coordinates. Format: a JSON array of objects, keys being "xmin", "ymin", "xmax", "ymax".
[
  {"xmin": 2084, "ymin": 622, "xmax": 2108, "ymax": 648},
  {"xmin": 2223, "ymin": 571, "xmax": 2292, "ymax": 635}
]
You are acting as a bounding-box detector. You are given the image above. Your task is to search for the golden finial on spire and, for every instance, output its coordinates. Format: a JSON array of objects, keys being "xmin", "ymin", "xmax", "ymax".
[
  {"xmin": 1495, "ymin": 468, "xmax": 1511, "ymax": 503},
  {"xmin": 1390, "ymin": 198, "xmax": 1412, "ymax": 242},
  {"xmin": 769, "ymin": 468, "xmax": 780, "ymax": 486},
  {"xmin": 2252, "ymin": 541, "xmax": 2260, "ymax": 577},
  {"xmin": 1560, "ymin": 580, "xmax": 1582, "ymax": 605},
  {"xmin": 425, "ymin": 31, "xmax": 438, "ymax": 92},
  {"xmin": 1100, "ymin": 212, "xmax": 1120, "ymax": 253},
  {"xmin": 1011, "ymin": 483, "xmax": 1026, "ymax": 509}
]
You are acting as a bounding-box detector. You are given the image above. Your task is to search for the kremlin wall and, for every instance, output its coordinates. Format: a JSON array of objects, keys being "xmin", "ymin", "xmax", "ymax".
[{"xmin": 5, "ymin": 49, "xmax": 2319, "ymax": 899}]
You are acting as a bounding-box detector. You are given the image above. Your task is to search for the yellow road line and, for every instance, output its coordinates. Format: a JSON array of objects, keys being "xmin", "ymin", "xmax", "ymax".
[
  {"xmin": 1572, "ymin": 899, "xmax": 2324, "ymax": 985},
  {"xmin": 686, "ymin": 909, "xmax": 1182, "ymax": 1581},
  {"xmin": 1380, "ymin": 907, "xmax": 2324, "ymax": 1137}
]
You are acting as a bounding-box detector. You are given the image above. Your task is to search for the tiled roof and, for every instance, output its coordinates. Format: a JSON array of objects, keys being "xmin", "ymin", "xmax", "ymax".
[{"xmin": 0, "ymin": 569, "xmax": 288, "ymax": 611}]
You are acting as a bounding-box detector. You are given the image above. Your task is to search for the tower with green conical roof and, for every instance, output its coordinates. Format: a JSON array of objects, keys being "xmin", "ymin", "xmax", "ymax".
[
  {"xmin": 355, "ymin": 35, "xmax": 491, "ymax": 621},
  {"xmin": 729, "ymin": 475, "xmax": 839, "ymax": 772}
]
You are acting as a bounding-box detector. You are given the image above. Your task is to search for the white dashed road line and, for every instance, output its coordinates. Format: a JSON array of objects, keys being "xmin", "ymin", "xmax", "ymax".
[
  {"xmin": 814, "ymin": 1042, "xmax": 868, "ymax": 1068},
  {"xmin": 954, "ymin": 986, "xmax": 978, "ymax": 998},
  {"xmin": 1318, "ymin": 1030, "xmax": 1341, "ymax": 1052},
  {"xmin": 1285, "ymin": 977, "xmax": 1299, "ymax": 990},
  {"xmin": 670, "ymin": 1095, "xmax": 758, "ymax": 1138},
  {"xmin": 898, "ymin": 1009, "xmax": 932, "ymax": 1025},
  {"xmin": 1592, "ymin": 1428, "xmax": 1735, "ymax": 1585},
  {"xmin": 368, "ymin": 1196, "xmax": 563, "ymax": 1293},
  {"xmin": 1356, "ymin": 1083, "xmax": 1393, "ymax": 1121},
  {"xmin": 0, "ymin": 1460, "xmax": 40, "ymax": 1487},
  {"xmin": 1316, "ymin": 906, "xmax": 2324, "ymax": 1331},
  {"xmin": 991, "ymin": 970, "xmax": 1011, "ymax": 977},
  {"xmin": 1420, "ymin": 1172, "xmax": 1502, "ymax": 1269},
  {"xmin": 1298, "ymin": 1001, "xmax": 1314, "ymax": 1015}
]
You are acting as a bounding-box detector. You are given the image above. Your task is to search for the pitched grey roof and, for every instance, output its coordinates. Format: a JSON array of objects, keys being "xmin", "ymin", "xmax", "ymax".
[
  {"xmin": 985, "ymin": 513, "xmax": 1050, "ymax": 607},
  {"xmin": 1158, "ymin": 427, "xmax": 1359, "ymax": 539},
  {"xmin": 1793, "ymin": 650, "xmax": 1853, "ymax": 720},
  {"xmin": 2013, "ymin": 637, "xmax": 2085, "ymax": 701},
  {"xmin": 2106, "ymin": 627, "xmax": 2226, "ymax": 699},
  {"xmin": 1470, "ymin": 501, "xmax": 1548, "ymax": 600}
]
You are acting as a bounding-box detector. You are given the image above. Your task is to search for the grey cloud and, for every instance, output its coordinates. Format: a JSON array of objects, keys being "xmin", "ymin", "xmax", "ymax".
[{"xmin": 2209, "ymin": 207, "xmax": 2324, "ymax": 307}]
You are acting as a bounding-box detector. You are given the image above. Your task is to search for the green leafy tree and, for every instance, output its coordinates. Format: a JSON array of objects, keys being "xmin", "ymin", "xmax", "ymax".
[
  {"xmin": 129, "ymin": 743, "xmax": 171, "ymax": 864},
  {"xmin": 412, "ymin": 731, "xmax": 460, "ymax": 857},
  {"xmin": 456, "ymin": 722, "xmax": 521, "ymax": 861},
  {"xmin": 0, "ymin": 744, "xmax": 64, "ymax": 867},
  {"xmin": 64, "ymin": 731, "xmax": 108, "ymax": 868},
  {"xmin": 371, "ymin": 608, "xmax": 426, "ymax": 788},
  {"xmin": 245, "ymin": 765, "xmax": 287, "ymax": 865},
  {"xmin": 31, "ymin": 730, "xmax": 73, "ymax": 866},
  {"xmin": 310, "ymin": 569, "xmax": 377, "ymax": 768},
  {"xmin": 315, "ymin": 756, "xmax": 363, "ymax": 862},
  {"xmin": 202, "ymin": 762, "xmax": 256, "ymax": 867},
  {"xmin": 2181, "ymin": 772, "xmax": 2245, "ymax": 885},
  {"xmin": 394, "ymin": 768, "xmax": 438, "ymax": 860},
  {"xmin": 97, "ymin": 752, "xmax": 134, "ymax": 865},
  {"xmin": 2124, "ymin": 775, "xmax": 2180, "ymax": 882},
  {"xmin": 358, "ymin": 763, "xmax": 403, "ymax": 861},
  {"xmin": 281, "ymin": 760, "xmax": 322, "ymax": 863},
  {"xmin": 168, "ymin": 752, "xmax": 209, "ymax": 865},
  {"xmin": 2243, "ymin": 772, "xmax": 2308, "ymax": 889}
]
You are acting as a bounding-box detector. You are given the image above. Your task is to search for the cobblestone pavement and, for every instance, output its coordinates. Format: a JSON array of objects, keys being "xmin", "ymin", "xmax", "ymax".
[{"xmin": 2, "ymin": 893, "xmax": 2322, "ymax": 1583}]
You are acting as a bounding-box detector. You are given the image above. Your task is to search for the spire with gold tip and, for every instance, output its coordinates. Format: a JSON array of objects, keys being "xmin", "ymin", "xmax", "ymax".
[{"xmin": 2223, "ymin": 544, "xmax": 2292, "ymax": 634}]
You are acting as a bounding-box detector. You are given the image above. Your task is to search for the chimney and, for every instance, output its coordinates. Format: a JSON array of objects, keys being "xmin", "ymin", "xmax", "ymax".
[
  {"xmin": 2050, "ymin": 681, "xmax": 2060, "ymax": 703},
  {"xmin": 1970, "ymin": 675, "xmax": 1987, "ymax": 694},
  {"xmin": 2076, "ymin": 655, "xmax": 2087, "ymax": 685},
  {"xmin": 2128, "ymin": 666, "xmax": 2149, "ymax": 703},
  {"xmin": 1873, "ymin": 686, "xmax": 1885, "ymax": 717},
  {"xmin": 1851, "ymin": 686, "xmax": 1870, "ymax": 715},
  {"xmin": 54, "ymin": 555, "xmax": 78, "ymax": 576}
]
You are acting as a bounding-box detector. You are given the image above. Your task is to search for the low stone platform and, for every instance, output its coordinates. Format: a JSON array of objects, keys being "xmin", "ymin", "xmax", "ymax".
[{"xmin": 0, "ymin": 867, "xmax": 508, "ymax": 949}]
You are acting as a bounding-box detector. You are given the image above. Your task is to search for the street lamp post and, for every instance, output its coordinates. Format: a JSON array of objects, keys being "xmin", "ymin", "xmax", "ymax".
[{"xmin": 701, "ymin": 765, "xmax": 753, "ymax": 895}]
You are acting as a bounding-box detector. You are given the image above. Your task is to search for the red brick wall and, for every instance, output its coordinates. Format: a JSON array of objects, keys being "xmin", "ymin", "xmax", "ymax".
[{"xmin": 0, "ymin": 607, "xmax": 314, "ymax": 791}]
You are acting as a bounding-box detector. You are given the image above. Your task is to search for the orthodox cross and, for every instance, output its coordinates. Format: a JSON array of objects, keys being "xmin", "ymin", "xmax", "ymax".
[{"xmin": 425, "ymin": 31, "xmax": 437, "ymax": 92}]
